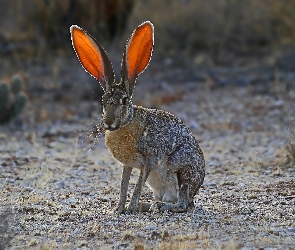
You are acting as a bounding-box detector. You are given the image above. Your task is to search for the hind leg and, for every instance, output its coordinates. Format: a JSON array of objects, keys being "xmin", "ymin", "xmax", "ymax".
[
  {"xmin": 150, "ymin": 163, "xmax": 204, "ymax": 213},
  {"xmin": 148, "ymin": 170, "xmax": 189, "ymax": 213},
  {"xmin": 157, "ymin": 144, "xmax": 205, "ymax": 212},
  {"xmin": 152, "ymin": 183, "xmax": 189, "ymax": 212}
]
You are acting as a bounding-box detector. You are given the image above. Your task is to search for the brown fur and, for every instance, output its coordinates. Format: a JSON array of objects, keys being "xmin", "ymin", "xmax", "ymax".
[{"xmin": 105, "ymin": 117, "xmax": 145, "ymax": 168}]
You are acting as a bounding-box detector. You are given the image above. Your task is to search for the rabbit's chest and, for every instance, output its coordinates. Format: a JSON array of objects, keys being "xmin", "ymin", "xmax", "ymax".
[{"xmin": 105, "ymin": 120, "xmax": 144, "ymax": 167}]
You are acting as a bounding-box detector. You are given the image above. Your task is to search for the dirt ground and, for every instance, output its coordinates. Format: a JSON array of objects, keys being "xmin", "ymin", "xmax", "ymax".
[{"xmin": 0, "ymin": 61, "xmax": 295, "ymax": 249}]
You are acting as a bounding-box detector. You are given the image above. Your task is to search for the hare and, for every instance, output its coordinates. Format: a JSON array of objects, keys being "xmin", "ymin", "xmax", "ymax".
[{"xmin": 70, "ymin": 21, "xmax": 205, "ymax": 214}]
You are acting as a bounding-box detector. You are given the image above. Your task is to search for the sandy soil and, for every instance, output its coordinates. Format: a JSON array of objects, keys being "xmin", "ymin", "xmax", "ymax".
[{"xmin": 1, "ymin": 77, "xmax": 295, "ymax": 249}]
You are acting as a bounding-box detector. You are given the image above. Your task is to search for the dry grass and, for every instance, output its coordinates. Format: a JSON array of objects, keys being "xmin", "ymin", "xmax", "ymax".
[{"xmin": 0, "ymin": 0, "xmax": 134, "ymax": 58}]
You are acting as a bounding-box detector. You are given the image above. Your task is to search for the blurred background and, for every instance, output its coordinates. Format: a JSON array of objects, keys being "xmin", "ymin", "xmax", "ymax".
[{"xmin": 0, "ymin": 0, "xmax": 295, "ymax": 125}]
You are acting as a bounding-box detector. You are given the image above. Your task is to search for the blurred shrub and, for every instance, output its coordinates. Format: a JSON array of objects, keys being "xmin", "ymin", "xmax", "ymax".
[
  {"xmin": 129, "ymin": 0, "xmax": 295, "ymax": 58},
  {"xmin": 1, "ymin": 0, "xmax": 295, "ymax": 61},
  {"xmin": 0, "ymin": 0, "xmax": 134, "ymax": 57}
]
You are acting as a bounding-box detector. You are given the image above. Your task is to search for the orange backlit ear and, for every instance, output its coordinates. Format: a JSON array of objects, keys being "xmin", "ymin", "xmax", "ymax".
[
  {"xmin": 121, "ymin": 21, "xmax": 154, "ymax": 96},
  {"xmin": 70, "ymin": 25, "xmax": 114, "ymax": 91},
  {"xmin": 126, "ymin": 21, "xmax": 154, "ymax": 79}
]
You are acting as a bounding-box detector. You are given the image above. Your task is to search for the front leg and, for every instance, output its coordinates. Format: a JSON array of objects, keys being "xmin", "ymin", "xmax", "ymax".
[
  {"xmin": 128, "ymin": 163, "xmax": 151, "ymax": 213},
  {"xmin": 113, "ymin": 166, "xmax": 132, "ymax": 215}
]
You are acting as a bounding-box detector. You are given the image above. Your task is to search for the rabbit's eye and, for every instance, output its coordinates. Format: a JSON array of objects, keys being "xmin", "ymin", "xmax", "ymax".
[{"xmin": 120, "ymin": 97, "xmax": 128, "ymax": 105}]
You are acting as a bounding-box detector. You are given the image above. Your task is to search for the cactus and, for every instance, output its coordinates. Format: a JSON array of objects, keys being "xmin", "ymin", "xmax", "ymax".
[
  {"xmin": 11, "ymin": 75, "xmax": 22, "ymax": 94},
  {"xmin": 0, "ymin": 75, "xmax": 27, "ymax": 123}
]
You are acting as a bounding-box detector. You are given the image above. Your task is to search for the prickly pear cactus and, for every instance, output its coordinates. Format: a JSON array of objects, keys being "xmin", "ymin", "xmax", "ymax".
[{"xmin": 0, "ymin": 75, "xmax": 27, "ymax": 123}]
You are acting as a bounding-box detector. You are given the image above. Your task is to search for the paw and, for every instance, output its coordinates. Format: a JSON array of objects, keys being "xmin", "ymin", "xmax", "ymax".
[
  {"xmin": 112, "ymin": 204, "xmax": 126, "ymax": 215},
  {"xmin": 149, "ymin": 201, "xmax": 166, "ymax": 213},
  {"xmin": 126, "ymin": 204, "xmax": 139, "ymax": 214},
  {"xmin": 149, "ymin": 202, "xmax": 188, "ymax": 213}
]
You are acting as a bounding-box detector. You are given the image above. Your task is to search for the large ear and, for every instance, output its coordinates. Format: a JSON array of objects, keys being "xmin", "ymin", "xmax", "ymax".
[
  {"xmin": 70, "ymin": 25, "xmax": 115, "ymax": 91},
  {"xmin": 121, "ymin": 21, "xmax": 154, "ymax": 96}
]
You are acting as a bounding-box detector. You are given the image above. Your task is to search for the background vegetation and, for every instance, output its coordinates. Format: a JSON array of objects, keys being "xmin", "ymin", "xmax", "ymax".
[
  {"xmin": 0, "ymin": 0, "xmax": 294, "ymax": 124},
  {"xmin": 1, "ymin": 0, "xmax": 295, "ymax": 63}
]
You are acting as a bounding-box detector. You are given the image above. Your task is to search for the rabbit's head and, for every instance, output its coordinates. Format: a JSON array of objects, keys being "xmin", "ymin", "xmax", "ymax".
[{"xmin": 71, "ymin": 22, "xmax": 154, "ymax": 130}]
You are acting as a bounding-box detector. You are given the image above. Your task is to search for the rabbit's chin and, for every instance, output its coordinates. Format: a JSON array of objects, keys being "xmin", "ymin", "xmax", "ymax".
[
  {"xmin": 104, "ymin": 117, "xmax": 132, "ymax": 131},
  {"xmin": 103, "ymin": 122, "xmax": 119, "ymax": 131}
]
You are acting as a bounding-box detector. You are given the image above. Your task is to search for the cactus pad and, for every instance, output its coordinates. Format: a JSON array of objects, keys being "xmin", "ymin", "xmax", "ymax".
[{"xmin": 0, "ymin": 75, "xmax": 27, "ymax": 123}]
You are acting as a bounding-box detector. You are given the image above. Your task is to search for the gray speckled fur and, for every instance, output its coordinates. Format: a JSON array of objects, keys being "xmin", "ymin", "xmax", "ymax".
[
  {"xmin": 104, "ymin": 95, "xmax": 205, "ymax": 213},
  {"xmin": 136, "ymin": 107, "xmax": 205, "ymax": 208}
]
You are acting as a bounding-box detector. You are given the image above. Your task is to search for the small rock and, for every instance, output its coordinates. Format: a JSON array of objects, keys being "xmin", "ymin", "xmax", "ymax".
[
  {"xmin": 78, "ymin": 240, "xmax": 87, "ymax": 247},
  {"xmin": 184, "ymin": 217, "xmax": 191, "ymax": 222},
  {"xmin": 68, "ymin": 198, "xmax": 76, "ymax": 203},
  {"xmin": 99, "ymin": 197, "xmax": 109, "ymax": 202},
  {"xmin": 24, "ymin": 187, "xmax": 33, "ymax": 192},
  {"xmin": 287, "ymin": 227, "xmax": 295, "ymax": 232},
  {"xmin": 151, "ymin": 230, "xmax": 161, "ymax": 239},
  {"xmin": 162, "ymin": 218, "xmax": 169, "ymax": 223},
  {"xmin": 9, "ymin": 179, "xmax": 15, "ymax": 183},
  {"xmin": 118, "ymin": 243, "xmax": 130, "ymax": 249},
  {"xmin": 71, "ymin": 230, "xmax": 78, "ymax": 235},
  {"xmin": 204, "ymin": 181, "xmax": 217, "ymax": 187},
  {"xmin": 56, "ymin": 181, "xmax": 65, "ymax": 189},
  {"xmin": 240, "ymin": 207, "xmax": 252, "ymax": 215},
  {"xmin": 145, "ymin": 225, "xmax": 157, "ymax": 230},
  {"xmin": 78, "ymin": 166, "xmax": 85, "ymax": 171},
  {"xmin": 269, "ymin": 227, "xmax": 283, "ymax": 236}
]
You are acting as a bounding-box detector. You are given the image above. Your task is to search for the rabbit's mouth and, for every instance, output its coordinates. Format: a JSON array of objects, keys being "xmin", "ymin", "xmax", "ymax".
[{"xmin": 104, "ymin": 122, "xmax": 119, "ymax": 131}]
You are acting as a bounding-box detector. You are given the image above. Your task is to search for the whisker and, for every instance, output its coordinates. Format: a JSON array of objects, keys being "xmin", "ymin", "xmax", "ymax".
[{"xmin": 76, "ymin": 121, "xmax": 105, "ymax": 151}]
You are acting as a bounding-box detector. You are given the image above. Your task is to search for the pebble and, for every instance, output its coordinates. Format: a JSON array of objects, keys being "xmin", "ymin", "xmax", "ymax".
[
  {"xmin": 204, "ymin": 181, "xmax": 217, "ymax": 187},
  {"xmin": 151, "ymin": 230, "xmax": 161, "ymax": 239},
  {"xmin": 287, "ymin": 227, "xmax": 295, "ymax": 232},
  {"xmin": 145, "ymin": 225, "xmax": 157, "ymax": 231},
  {"xmin": 24, "ymin": 187, "xmax": 34, "ymax": 192},
  {"xmin": 78, "ymin": 166, "xmax": 85, "ymax": 171},
  {"xmin": 56, "ymin": 181, "xmax": 65, "ymax": 189},
  {"xmin": 68, "ymin": 198, "xmax": 76, "ymax": 203},
  {"xmin": 10, "ymin": 179, "xmax": 15, "ymax": 183},
  {"xmin": 184, "ymin": 217, "xmax": 191, "ymax": 222}
]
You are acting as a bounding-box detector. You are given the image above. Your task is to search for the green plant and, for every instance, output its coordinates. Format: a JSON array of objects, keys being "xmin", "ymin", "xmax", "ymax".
[{"xmin": 0, "ymin": 75, "xmax": 27, "ymax": 123}]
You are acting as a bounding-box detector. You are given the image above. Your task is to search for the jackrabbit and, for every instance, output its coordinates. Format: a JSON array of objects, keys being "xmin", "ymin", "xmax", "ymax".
[{"xmin": 70, "ymin": 21, "xmax": 205, "ymax": 214}]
